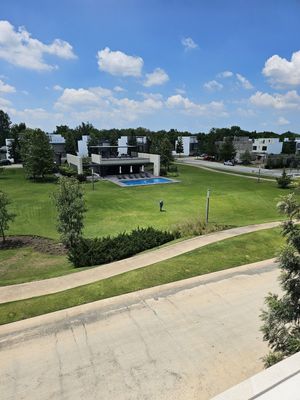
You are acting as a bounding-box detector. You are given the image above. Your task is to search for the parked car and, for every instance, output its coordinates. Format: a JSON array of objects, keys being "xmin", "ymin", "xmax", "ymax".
[
  {"xmin": 0, "ymin": 159, "xmax": 11, "ymax": 165},
  {"xmin": 203, "ymin": 155, "xmax": 215, "ymax": 161},
  {"xmin": 224, "ymin": 160, "xmax": 234, "ymax": 166}
]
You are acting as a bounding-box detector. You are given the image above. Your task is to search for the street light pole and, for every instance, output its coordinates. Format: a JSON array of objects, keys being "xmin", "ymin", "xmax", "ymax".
[
  {"xmin": 92, "ymin": 167, "xmax": 94, "ymax": 191},
  {"xmin": 205, "ymin": 189, "xmax": 210, "ymax": 225}
]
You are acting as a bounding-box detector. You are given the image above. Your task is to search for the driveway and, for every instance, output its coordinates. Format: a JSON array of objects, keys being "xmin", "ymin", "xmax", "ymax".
[{"xmin": 0, "ymin": 259, "xmax": 280, "ymax": 400}]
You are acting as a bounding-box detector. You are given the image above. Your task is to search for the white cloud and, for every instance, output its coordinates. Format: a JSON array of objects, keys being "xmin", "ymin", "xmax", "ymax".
[
  {"xmin": 166, "ymin": 94, "xmax": 227, "ymax": 116},
  {"xmin": 53, "ymin": 84, "xmax": 63, "ymax": 91},
  {"xmin": 0, "ymin": 79, "xmax": 15, "ymax": 93},
  {"xmin": 55, "ymin": 86, "xmax": 163, "ymax": 124},
  {"xmin": 0, "ymin": 96, "xmax": 12, "ymax": 108},
  {"xmin": 250, "ymin": 90, "xmax": 300, "ymax": 109},
  {"xmin": 97, "ymin": 47, "xmax": 143, "ymax": 77},
  {"xmin": 217, "ymin": 71, "xmax": 233, "ymax": 78},
  {"xmin": 181, "ymin": 37, "xmax": 198, "ymax": 50},
  {"xmin": 236, "ymin": 73, "xmax": 253, "ymax": 89},
  {"xmin": 203, "ymin": 80, "xmax": 223, "ymax": 91},
  {"xmin": 277, "ymin": 116, "xmax": 290, "ymax": 125},
  {"xmin": 0, "ymin": 20, "xmax": 77, "ymax": 71},
  {"xmin": 113, "ymin": 86, "xmax": 125, "ymax": 92},
  {"xmin": 175, "ymin": 88, "xmax": 186, "ymax": 95},
  {"xmin": 263, "ymin": 50, "xmax": 300, "ymax": 86},
  {"xmin": 143, "ymin": 68, "xmax": 169, "ymax": 87},
  {"xmin": 55, "ymin": 87, "xmax": 111, "ymax": 110}
]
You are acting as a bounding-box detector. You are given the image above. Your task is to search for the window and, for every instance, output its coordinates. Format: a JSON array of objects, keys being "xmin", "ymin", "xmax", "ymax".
[
  {"xmin": 262, "ymin": 146, "xmax": 267, "ymax": 151},
  {"xmin": 253, "ymin": 145, "xmax": 257, "ymax": 150}
]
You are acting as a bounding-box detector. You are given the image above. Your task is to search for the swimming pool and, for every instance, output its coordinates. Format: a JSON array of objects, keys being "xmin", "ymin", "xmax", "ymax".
[{"xmin": 120, "ymin": 177, "xmax": 175, "ymax": 186}]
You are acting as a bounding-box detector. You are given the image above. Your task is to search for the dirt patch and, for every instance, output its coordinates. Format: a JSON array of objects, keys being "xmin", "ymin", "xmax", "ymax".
[{"xmin": 0, "ymin": 236, "xmax": 67, "ymax": 256}]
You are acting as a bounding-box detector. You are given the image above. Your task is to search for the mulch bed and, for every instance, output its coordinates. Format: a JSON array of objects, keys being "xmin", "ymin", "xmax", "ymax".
[{"xmin": 0, "ymin": 236, "xmax": 67, "ymax": 256}]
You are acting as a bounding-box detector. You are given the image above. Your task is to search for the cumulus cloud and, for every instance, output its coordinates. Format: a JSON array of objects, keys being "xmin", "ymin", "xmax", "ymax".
[
  {"xmin": 263, "ymin": 50, "xmax": 300, "ymax": 86},
  {"xmin": 53, "ymin": 85, "xmax": 63, "ymax": 91},
  {"xmin": 0, "ymin": 20, "xmax": 77, "ymax": 71},
  {"xmin": 203, "ymin": 80, "xmax": 223, "ymax": 91},
  {"xmin": 0, "ymin": 79, "xmax": 15, "ymax": 93},
  {"xmin": 97, "ymin": 47, "xmax": 143, "ymax": 77},
  {"xmin": 236, "ymin": 73, "xmax": 253, "ymax": 89},
  {"xmin": 277, "ymin": 116, "xmax": 290, "ymax": 125},
  {"xmin": 55, "ymin": 87, "xmax": 113, "ymax": 110},
  {"xmin": 55, "ymin": 86, "xmax": 163, "ymax": 124},
  {"xmin": 250, "ymin": 90, "xmax": 300, "ymax": 109},
  {"xmin": 217, "ymin": 71, "xmax": 233, "ymax": 78},
  {"xmin": 143, "ymin": 68, "xmax": 169, "ymax": 87},
  {"xmin": 166, "ymin": 94, "xmax": 227, "ymax": 116},
  {"xmin": 113, "ymin": 86, "xmax": 125, "ymax": 92},
  {"xmin": 181, "ymin": 37, "xmax": 198, "ymax": 50}
]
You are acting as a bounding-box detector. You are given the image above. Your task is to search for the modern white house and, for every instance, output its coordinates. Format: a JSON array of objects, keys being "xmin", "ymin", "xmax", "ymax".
[
  {"xmin": 67, "ymin": 141, "xmax": 160, "ymax": 177},
  {"xmin": 173, "ymin": 136, "xmax": 198, "ymax": 156},
  {"xmin": 5, "ymin": 138, "xmax": 14, "ymax": 162},
  {"xmin": 252, "ymin": 138, "xmax": 282, "ymax": 154},
  {"xmin": 77, "ymin": 135, "xmax": 89, "ymax": 157}
]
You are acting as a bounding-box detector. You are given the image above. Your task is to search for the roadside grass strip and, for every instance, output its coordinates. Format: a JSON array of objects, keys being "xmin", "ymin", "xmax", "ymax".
[{"xmin": 0, "ymin": 227, "xmax": 284, "ymax": 325}]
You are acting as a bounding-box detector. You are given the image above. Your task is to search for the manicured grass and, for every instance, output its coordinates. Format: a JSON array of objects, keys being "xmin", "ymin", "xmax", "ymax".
[
  {"xmin": 1, "ymin": 166, "xmax": 290, "ymax": 239},
  {"xmin": 0, "ymin": 247, "xmax": 76, "ymax": 286},
  {"xmin": 0, "ymin": 227, "xmax": 284, "ymax": 325}
]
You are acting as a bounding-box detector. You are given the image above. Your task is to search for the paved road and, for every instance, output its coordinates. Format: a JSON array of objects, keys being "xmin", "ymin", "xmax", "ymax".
[
  {"xmin": 0, "ymin": 221, "xmax": 281, "ymax": 304},
  {"xmin": 0, "ymin": 259, "xmax": 280, "ymax": 400},
  {"xmin": 177, "ymin": 157, "xmax": 299, "ymax": 179}
]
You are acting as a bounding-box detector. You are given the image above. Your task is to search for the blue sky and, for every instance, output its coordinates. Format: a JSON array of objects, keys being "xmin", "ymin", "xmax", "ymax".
[{"xmin": 1, "ymin": 0, "xmax": 300, "ymax": 133}]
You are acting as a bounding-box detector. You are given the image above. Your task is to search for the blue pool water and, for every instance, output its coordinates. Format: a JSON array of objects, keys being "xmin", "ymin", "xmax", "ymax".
[{"xmin": 120, "ymin": 177, "xmax": 174, "ymax": 186}]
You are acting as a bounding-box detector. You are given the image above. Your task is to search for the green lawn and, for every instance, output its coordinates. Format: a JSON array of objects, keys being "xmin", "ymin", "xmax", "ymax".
[
  {"xmin": 0, "ymin": 165, "xmax": 290, "ymax": 239},
  {"xmin": 0, "ymin": 227, "xmax": 284, "ymax": 325},
  {"xmin": 0, "ymin": 247, "xmax": 75, "ymax": 286}
]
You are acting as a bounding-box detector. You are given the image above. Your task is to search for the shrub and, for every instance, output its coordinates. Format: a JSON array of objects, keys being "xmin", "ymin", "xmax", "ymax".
[
  {"xmin": 174, "ymin": 219, "xmax": 232, "ymax": 237},
  {"xmin": 76, "ymin": 174, "xmax": 87, "ymax": 182},
  {"xmin": 68, "ymin": 227, "xmax": 179, "ymax": 267},
  {"xmin": 58, "ymin": 165, "xmax": 77, "ymax": 177},
  {"xmin": 276, "ymin": 170, "xmax": 292, "ymax": 189}
]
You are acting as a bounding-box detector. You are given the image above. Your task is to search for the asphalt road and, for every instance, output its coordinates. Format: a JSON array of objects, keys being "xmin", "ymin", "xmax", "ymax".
[
  {"xmin": 0, "ymin": 259, "xmax": 280, "ymax": 400},
  {"xmin": 177, "ymin": 157, "xmax": 295, "ymax": 178}
]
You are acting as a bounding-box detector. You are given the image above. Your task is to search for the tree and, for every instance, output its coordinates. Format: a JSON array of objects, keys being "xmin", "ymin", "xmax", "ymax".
[
  {"xmin": 53, "ymin": 177, "xmax": 86, "ymax": 249},
  {"xmin": 176, "ymin": 137, "xmax": 184, "ymax": 156},
  {"xmin": 20, "ymin": 129, "xmax": 54, "ymax": 179},
  {"xmin": 8, "ymin": 122, "xmax": 26, "ymax": 163},
  {"xmin": 160, "ymin": 136, "xmax": 174, "ymax": 170},
  {"xmin": 261, "ymin": 194, "xmax": 300, "ymax": 367},
  {"xmin": 0, "ymin": 110, "xmax": 11, "ymax": 147},
  {"xmin": 276, "ymin": 169, "xmax": 292, "ymax": 189},
  {"xmin": 0, "ymin": 191, "xmax": 16, "ymax": 242},
  {"xmin": 218, "ymin": 138, "xmax": 236, "ymax": 161},
  {"xmin": 240, "ymin": 149, "xmax": 252, "ymax": 164}
]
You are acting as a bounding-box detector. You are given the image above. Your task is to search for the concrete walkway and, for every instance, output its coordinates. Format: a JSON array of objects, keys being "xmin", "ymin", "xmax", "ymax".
[
  {"xmin": 0, "ymin": 221, "xmax": 281, "ymax": 304},
  {"xmin": 0, "ymin": 259, "xmax": 280, "ymax": 400}
]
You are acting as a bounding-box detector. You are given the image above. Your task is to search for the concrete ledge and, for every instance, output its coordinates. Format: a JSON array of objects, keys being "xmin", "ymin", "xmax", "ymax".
[{"xmin": 211, "ymin": 351, "xmax": 300, "ymax": 400}]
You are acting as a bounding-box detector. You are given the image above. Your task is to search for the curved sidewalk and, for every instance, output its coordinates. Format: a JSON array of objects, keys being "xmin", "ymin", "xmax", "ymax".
[{"xmin": 0, "ymin": 221, "xmax": 281, "ymax": 304}]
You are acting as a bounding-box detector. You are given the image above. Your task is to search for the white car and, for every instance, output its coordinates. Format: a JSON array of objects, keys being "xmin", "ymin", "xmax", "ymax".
[{"xmin": 224, "ymin": 160, "xmax": 234, "ymax": 166}]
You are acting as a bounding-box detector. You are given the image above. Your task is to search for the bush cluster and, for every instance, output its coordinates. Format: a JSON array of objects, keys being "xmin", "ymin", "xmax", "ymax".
[
  {"xmin": 69, "ymin": 227, "xmax": 179, "ymax": 267},
  {"xmin": 58, "ymin": 165, "xmax": 87, "ymax": 182}
]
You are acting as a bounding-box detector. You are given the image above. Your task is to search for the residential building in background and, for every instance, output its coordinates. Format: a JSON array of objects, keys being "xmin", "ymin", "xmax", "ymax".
[{"xmin": 173, "ymin": 136, "xmax": 198, "ymax": 156}]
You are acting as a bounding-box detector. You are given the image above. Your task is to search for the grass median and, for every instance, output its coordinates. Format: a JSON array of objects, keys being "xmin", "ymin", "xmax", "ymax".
[{"xmin": 0, "ymin": 227, "xmax": 284, "ymax": 325}]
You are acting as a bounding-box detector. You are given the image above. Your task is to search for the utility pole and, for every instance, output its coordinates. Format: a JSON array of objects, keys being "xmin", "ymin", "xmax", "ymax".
[
  {"xmin": 92, "ymin": 167, "xmax": 94, "ymax": 190},
  {"xmin": 205, "ymin": 189, "xmax": 210, "ymax": 224}
]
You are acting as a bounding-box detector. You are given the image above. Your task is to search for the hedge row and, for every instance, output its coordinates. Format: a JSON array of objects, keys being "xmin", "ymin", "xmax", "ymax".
[{"xmin": 69, "ymin": 227, "xmax": 179, "ymax": 267}]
